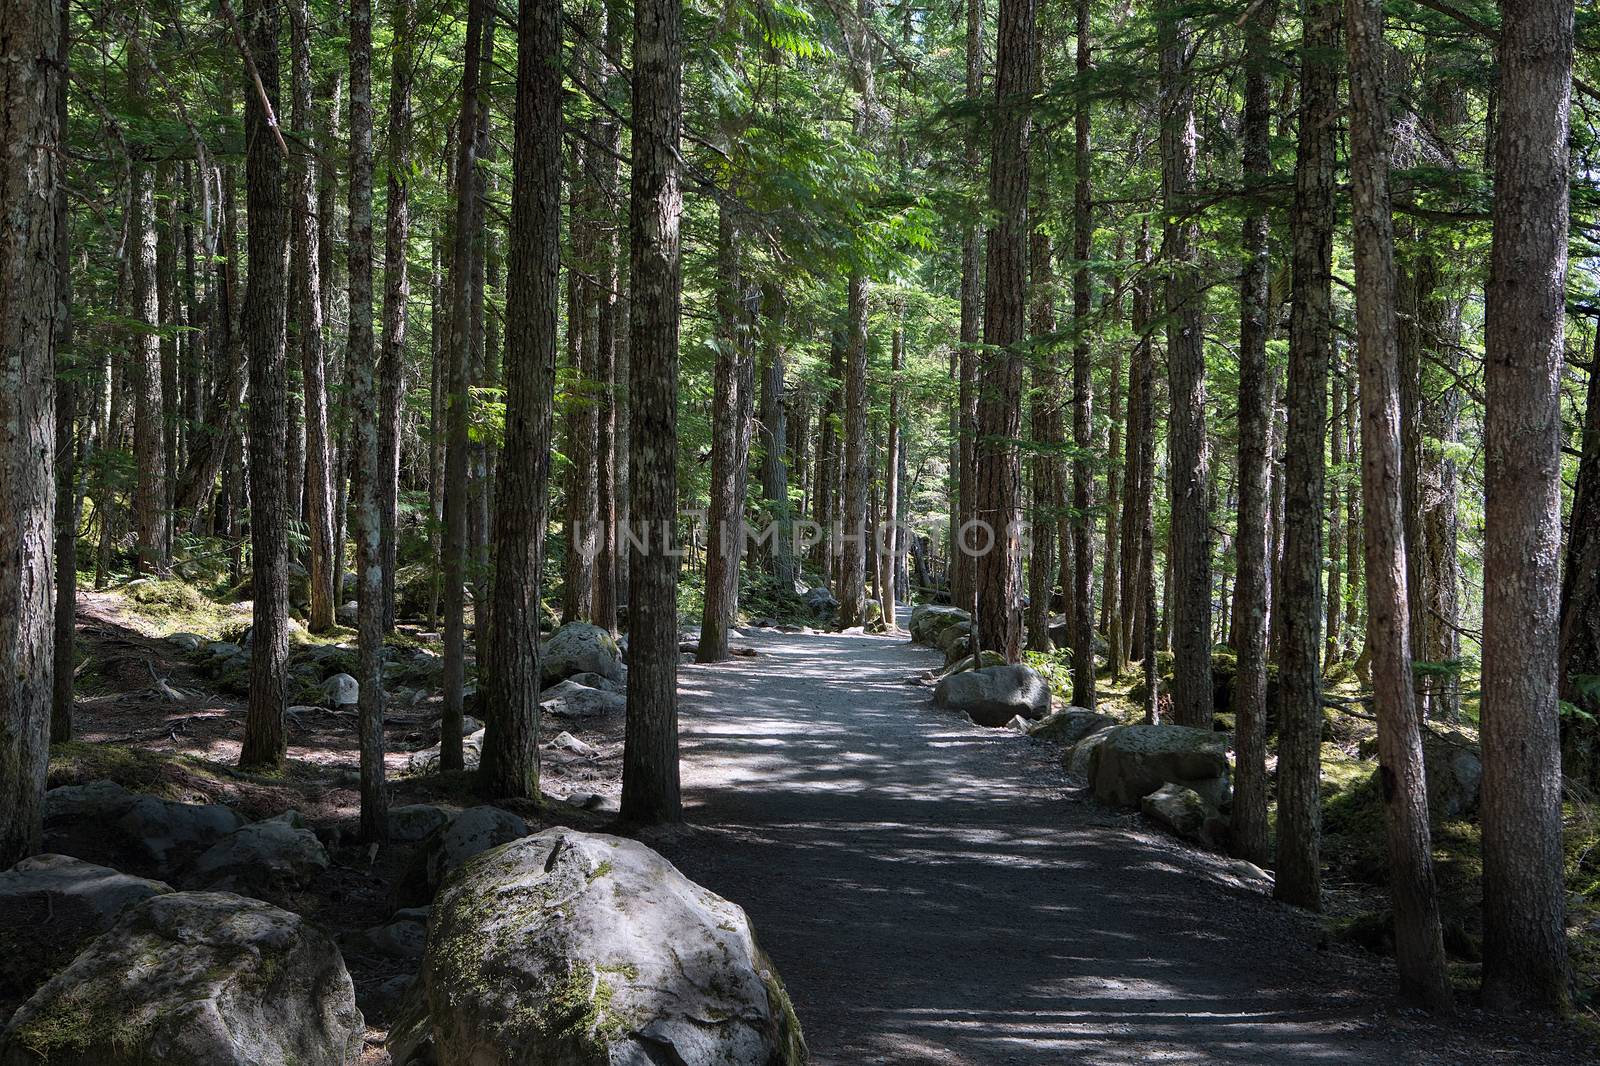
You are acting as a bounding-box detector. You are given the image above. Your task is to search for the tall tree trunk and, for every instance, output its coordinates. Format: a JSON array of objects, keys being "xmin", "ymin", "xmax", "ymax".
[
  {"xmin": 51, "ymin": 0, "xmax": 74, "ymax": 744},
  {"xmin": 1274, "ymin": 0, "xmax": 1339, "ymax": 910},
  {"xmin": 1346, "ymin": 0, "xmax": 1453, "ymax": 1007},
  {"xmin": 1325, "ymin": 356, "xmax": 1346, "ymax": 667},
  {"xmin": 1157, "ymin": 0, "xmax": 1209, "ymax": 727},
  {"xmin": 759, "ymin": 285, "xmax": 795, "ymax": 586},
  {"xmin": 954, "ymin": 0, "xmax": 984, "ymax": 616},
  {"xmin": 379, "ymin": 0, "xmax": 417, "ymax": 633},
  {"xmin": 1230, "ymin": 0, "xmax": 1277, "ymax": 868},
  {"xmin": 480, "ymin": 0, "xmax": 560, "ymax": 801},
  {"xmin": 1024, "ymin": 183, "xmax": 1055, "ymax": 655},
  {"xmin": 1101, "ymin": 235, "xmax": 1126, "ymax": 676},
  {"xmin": 973, "ymin": 0, "xmax": 1034, "ymax": 662},
  {"xmin": 292, "ymin": 0, "xmax": 336, "ymax": 634},
  {"xmin": 129, "ymin": 43, "xmax": 168, "ymax": 577},
  {"xmin": 239, "ymin": 0, "xmax": 292, "ymax": 770},
  {"xmin": 699, "ymin": 205, "xmax": 748, "ymax": 662},
  {"xmin": 1559, "ymin": 326, "xmax": 1600, "ymax": 785},
  {"xmin": 839, "ymin": 268, "xmax": 870, "ymax": 626},
  {"xmin": 467, "ymin": 13, "xmax": 495, "ymax": 639},
  {"xmin": 0, "ymin": 0, "xmax": 61, "ymax": 868},
  {"xmin": 346, "ymin": 0, "xmax": 386, "ymax": 843},
  {"xmin": 562, "ymin": 131, "xmax": 599, "ymax": 625},
  {"xmin": 880, "ymin": 311, "xmax": 902, "ymax": 629},
  {"xmin": 591, "ymin": 0, "xmax": 624, "ymax": 635},
  {"xmin": 1480, "ymin": 0, "xmax": 1574, "ymax": 1014},
  {"xmin": 441, "ymin": 0, "xmax": 486, "ymax": 772},
  {"xmin": 1416, "ymin": 254, "xmax": 1461, "ymax": 720},
  {"xmin": 621, "ymin": 0, "xmax": 685, "ymax": 825},
  {"xmin": 1070, "ymin": 0, "xmax": 1095, "ymax": 708}
]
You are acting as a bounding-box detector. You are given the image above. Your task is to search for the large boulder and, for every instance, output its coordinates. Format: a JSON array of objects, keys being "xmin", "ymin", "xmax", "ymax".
[
  {"xmin": 1027, "ymin": 707, "xmax": 1117, "ymax": 745},
  {"xmin": 1089, "ymin": 725, "xmax": 1231, "ymax": 809},
  {"xmin": 541, "ymin": 622, "xmax": 625, "ymax": 685},
  {"xmin": 42, "ymin": 779, "xmax": 244, "ymax": 879},
  {"xmin": 1063, "ymin": 726, "xmax": 1116, "ymax": 779},
  {"xmin": 408, "ymin": 727, "xmax": 486, "ymax": 775},
  {"xmin": 540, "ymin": 679, "xmax": 626, "ymax": 720},
  {"xmin": 189, "ymin": 811, "xmax": 329, "ymax": 899},
  {"xmin": 322, "ymin": 672, "xmax": 360, "ymax": 707},
  {"xmin": 1140, "ymin": 783, "xmax": 1229, "ymax": 850},
  {"xmin": 0, "ymin": 892, "xmax": 363, "ymax": 1066},
  {"xmin": 413, "ymin": 829, "xmax": 806, "ymax": 1065},
  {"xmin": 566, "ymin": 671, "xmax": 624, "ymax": 694},
  {"xmin": 388, "ymin": 803, "xmax": 453, "ymax": 845},
  {"xmin": 802, "ymin": 586, "xmax": 838, "ymax": 618},
  {"xmin": 908, "ymin": 604, "xmax": 969, "ymax": 645},
  {"xmin": 1361, "ymin": 730, "xmax": 1482, "ymax": 819},
  {"xmin": 0, "ymin": 855, "xmax": 173, "ymax": 1004},
  {"xmin": 933, "ymin": 665, "xmax": 1051, "ymax": 727},
  {"xmin": 397, "ymin": 805, "xmax": 529, "ymax": 906}
]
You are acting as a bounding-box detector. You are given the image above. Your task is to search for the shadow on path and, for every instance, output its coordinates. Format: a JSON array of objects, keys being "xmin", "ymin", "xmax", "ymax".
[{"xmin": 653, "ymin": 630, "xmax": 1406, "ymax": 1065}]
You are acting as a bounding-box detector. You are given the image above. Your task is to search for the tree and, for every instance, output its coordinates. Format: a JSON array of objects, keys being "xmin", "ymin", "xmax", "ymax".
[
  {"xmin": 379, "ymin": 0, "xmax": 418, "ymax": 634},
  {"xmin": 1479, "ymin": 0, "xmax": 1575, "ymax": 1014},
  {"xmin": 238, "ymin": 0, "xmax": 293, "ymax": 771},
  {"xmin": 128, "ymin": 31, "xmax": 168, "ymax": 578},
  {"xmin": 1157, "ymin": 0, "xmax": 1210, "ymax": 729},
  {"xmin": 0, "ymin": 0, "xmax": 61, "ymax": 869},
  {"xmin": 973, "ymin": 0, "xmax": 1034, "ymax": 662},
  {"xmin": 1231, "ymin": 0, "xmax": 1277, "ymax": 868},
  {"xmin": 51, "ymin": 0, "xmax": 74, "ymax": 746},
  {"xmin": 441, "ymin": 0, "xmax": 488, "ymax": 772},
  {"xmin": 480, "ymin": 0, "xmax": 561, "ymax": 802},
  {"xmin": 291, "ymin": 0, "xmax": 336, "ymax": 635},
  {"xmin": 1069, "ymin": 0, "xmax": 1094, "ymax": 710},
  {"xmin": 1274, "ymin": 0, "xmax": 1340, "ymax": 910},
  {"xmin": 1560, "ymin": 325, "xmax": 1600, "ymax": 785},
  {"xmin": 621, "ymin": 0, "xmax": 685, "ymax": 826},
  {"xmin": 344, "ymin": 0, "xmax": 387, "ymax": 844},
  {"xmin": 1346, "ymin": 0, "xmax": 1452, "ymax": 1008},
  {"xmin": 954, "ymin": 0, "xmax": 984, "ymax": 616}
]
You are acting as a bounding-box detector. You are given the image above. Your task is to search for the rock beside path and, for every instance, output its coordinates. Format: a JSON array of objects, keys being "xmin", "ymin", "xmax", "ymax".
[
  {"xmin": 408, "ymin": 828, "xmax": 806, "ymax": 1066},
  {"xmin": 0, "ymin": 891, "xmax": 363, "ymax": 1066},
  {"xmin": 1089, "ymin": 725, "xmax": 1232, "ymax": 808},
  {"xmin": 42, "ymin": 779, "xmax": 244, "ymax": 880},
  {"xmin": 933, "ymin": 664, "xmax": 1051, "ymax": 727},
  {"xmin": 0, "ymin": 855, "xmax": 173, "ymax": 1004},
  {"xmin": 541, "ymin": 622, "xmax": 626, "ymax": 685}
]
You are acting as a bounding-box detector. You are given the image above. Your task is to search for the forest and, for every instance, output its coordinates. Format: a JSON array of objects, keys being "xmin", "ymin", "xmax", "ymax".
[{"xmin": 1, "ymin": 0, "xmax": 1599, "ymax": 1060}]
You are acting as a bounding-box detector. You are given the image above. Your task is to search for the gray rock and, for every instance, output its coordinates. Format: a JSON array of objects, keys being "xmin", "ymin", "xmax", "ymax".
[
  {"xmin": 803, "ymin": 586, "xmax": 838, "ymax": 616},
  {"xmin": 322, "ymin": 672, "xmax": 360, "ymax": 707},
  {"xmin": 407, "ymin": 727, "xmax": 486, "ymax": 775},
  {"xmin": 342, "ymin": 918, "xmax": 427, "ymax": 961},
  {"xmin": 1363, "ymin": 731, "xmax": 1482, "ymax": 819},
  {"xmin": 549, "ymin": 730, "xmax": 597, "ymax": 758},
  {"xmin": 1140, "ymin": 783, "xmax": 1229, "ymax": 848},
  {"xmin": 1027, "ymin": 707, "xmax": 1117, "ymax": 745},
  {"xmin": 399, "ymin": 806, "xmax": 529, "ymax": 906},
  {"xmin": 415, "ymin": 829, "xmax": 806, "ymax": 1065},
  {"xmin": 540, "ymin": 678, "xmax": 626, "ymax": 720},
  {"xmin": 43, "ymin": 779, "xmax": 245, "ymax": 879},
  {"xmin": 388, "ymin": 804, "xmax": 453, "ymax": 845},
  {"xmin": 166, "ymin": 632, "xmax": 207, "ymax": 652},
  {"xmin": 365, "ymin": 975, "xmax": 419, "ymax": 1026},
  {"xmin": 336, "ymin": 600, "xmax": 358, "ymax": 625},
  {"xmin": 566, "ymin": 670, "xmax": 624, "ymax": 693},
  {"xmin": 540, "ymin": 622, "xmax": 625, "ymax": 685},
  {"xmin": 908, "ymin": 604, "xmax": 970, "ymax": 644},
  {"xmin": 189, "ymin": 811, "xmax": 329, "ymax": 898},
  {"xmin": 205, "ymin": 640, "xmax": 244, "ymax": 660},
  {"xmin": 1063, "ymin": 726, "xmax": 1116, "ymax": 779},
  {"xmin": 0, "ymin": 891, "xmax": 363, "ymax": 1066},
  {"xmin": 1089, "ymin": 725, "xmax": 1231, "ymax": 809},
  {"xmin": 0, "ymin": 855, "xmax": 173, "ymax": 1002},
  {"xmin": 934, "ymin": 620, "xmax": 973, "ymax": 656},
  {"xmin": 933, "ymin": 664, "xmax": 1052, "ymax": 727}
]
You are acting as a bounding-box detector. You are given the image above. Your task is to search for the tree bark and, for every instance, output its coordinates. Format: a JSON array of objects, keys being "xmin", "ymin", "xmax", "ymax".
[
  {"xmin": 0, "ymin": 0, "xmax": 61, "ymax": 868},
  {"xmin": 1480, "ymin": 0, "xmax": 1574, "ymax": 1014},
  {"xmin": 1230, "ymin": 0, "xmax": 1277, "ymax": 869},
  {"xmin": 50, "ymin": 0, "xmax": 73, "ymax": 744},
  {"xmin": 292, "ymin": 0, "xmax": 336, "ymax": 635},
  {"xmin": 621, "ymin": 0, "xmax": 685, "ymax": 825},
  {"xmin": 1347, "ymin": 0, "xmax": 1453, "ymax": 1007},
  {"xmin": 239, "ymin": 0, "xmax": 292, "ymax": 770},
  {"xmin": 1070, "ymin": 0, "xmax": 1094, "ymax": 709},
  {"xmin": 699, "ymin": 204, "xmax": 749, "ymax": 662},
  {"xmin": 1157, "ymin": 1, "xmax": 1209, "ymax": 727},
  {"xmin": 973, "ymin": 0, "xmax": 1034, "ymax": 662},
  {"xmin": 379, "ymin": 0, "xmax": 417, "ymax": 633},
  {"xmin": 592, "ymin": 0, "xmax": 625, "ymax": 635},
  {"xmin": 480, "ymin": 0, "xmax": 560, "ymax": 802},
  {"xmin": 129, "ymin": 40, "xmax": 169, "ymax": 577},
  {"xmin": 441, "ymin": 0, "xmax": 487, "ymax": 772},
  {"xmin": 346, "ymin": 0, "xmax": 386, "ymax": 843},
  {"xmin": 1024, "ymin": 183, "xmax": 1056, "ymax": 655},
  {"xmin": 1559, "ymin": 326, "xmax": 1600, "ymax": 785},
  {"xmin": 954, "ymin": 0, "xmax": 983, "ymax": 615},
  {"xmin": 1274, "ymin": 0, "xmax": 1339, "ymax": 910}
]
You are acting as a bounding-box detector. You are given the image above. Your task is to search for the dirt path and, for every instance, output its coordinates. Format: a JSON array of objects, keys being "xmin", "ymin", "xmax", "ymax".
[{"xmin": 654, "ymin": 628, "xmax": 1569, "ymax": 1066}]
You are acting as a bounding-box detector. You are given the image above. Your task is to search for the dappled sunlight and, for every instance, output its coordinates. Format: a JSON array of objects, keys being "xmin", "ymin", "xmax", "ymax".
[{"xmin": 656, "ymin": 629, "xmax": 1397, "ymax": 1064}]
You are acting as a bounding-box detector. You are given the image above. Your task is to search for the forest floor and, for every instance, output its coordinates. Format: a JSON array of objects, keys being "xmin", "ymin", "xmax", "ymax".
[{"xmin": 38, "ymin": 586, "xmax": 1598, "ymax": 1063}]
